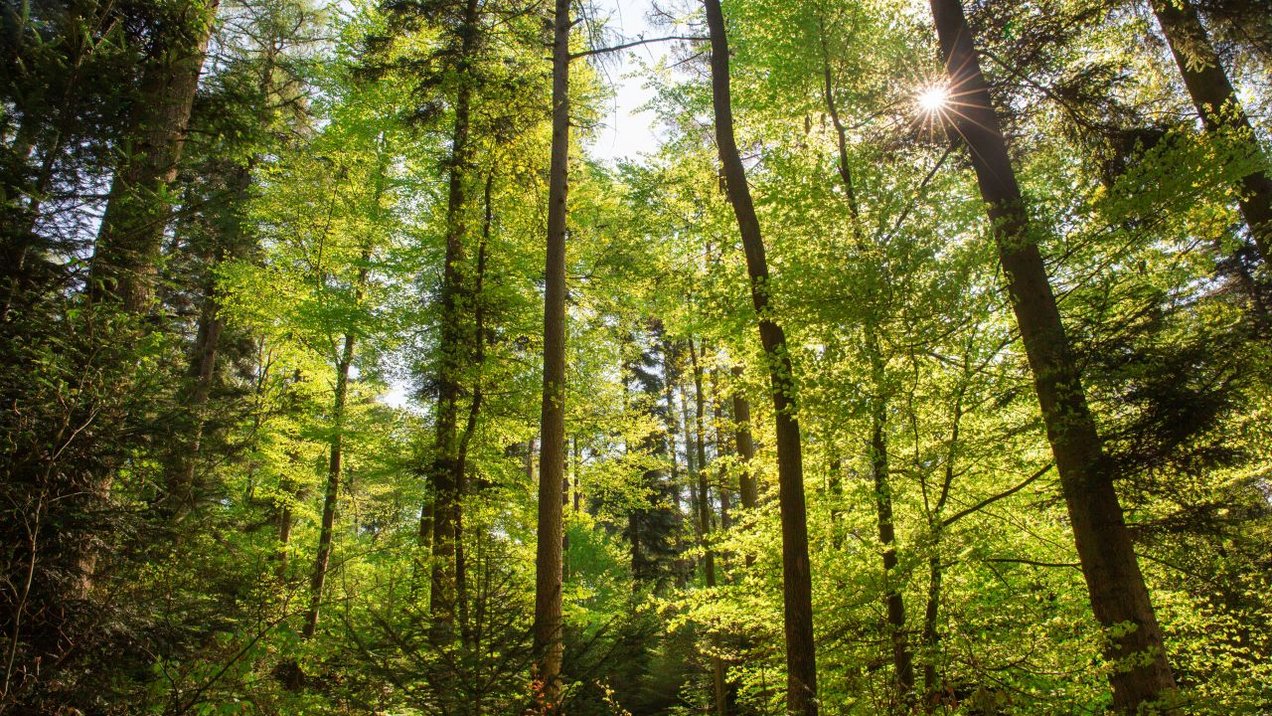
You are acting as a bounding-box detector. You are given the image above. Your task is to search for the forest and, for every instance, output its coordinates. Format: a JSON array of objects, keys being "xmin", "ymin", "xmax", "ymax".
[{"xmin": 2, "ymin": 0, "xmax": 1271, "ymax": 713}]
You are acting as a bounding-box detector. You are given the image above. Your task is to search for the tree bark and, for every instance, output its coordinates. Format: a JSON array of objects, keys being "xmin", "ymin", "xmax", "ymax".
[
  {"xmin": 89, "ymin": 0, "xmax": 220, "ymax": 312},
  {"xmin": 302, "ymin": 327, "xmax": 356, "ymax": 639},
  {"xmin": 532, "ymin": 0, "xmax": 570, "ymax": 701},
  {"xmin": 928, "ymin": 0, "xmax": 1178, "ymax": 711},
  {"xmin": 1151, "ymin": 0, "xmax": 1272, "ymax": 263},
  {"xmin": 703, "ymin": 1, "xmax": 818, "ymax": 712},
  {"xmin": 730, "ymin": 365, "xmax": 758, "ymax": 512},
  {"xmin": 866, "ymin": 331, "xmax": 915, "ymax": 706},
  {"xmin": 429, "ymin": 0, "xmax": 482, "ymax": 639}
]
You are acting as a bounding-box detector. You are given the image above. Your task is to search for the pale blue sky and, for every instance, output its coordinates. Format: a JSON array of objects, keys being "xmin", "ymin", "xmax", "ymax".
[{"xmin": 585, "ymin": 0, "xmax": 669, "ymax": 163}]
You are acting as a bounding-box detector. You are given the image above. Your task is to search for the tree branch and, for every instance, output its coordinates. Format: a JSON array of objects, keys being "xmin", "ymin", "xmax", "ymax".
[
  {"xmin": 942, "ymin": 462, "xmax": 1053, "ymax": 528},
  {"xmin": 570, "ymin": 34, "xmax": 705, "ymax": 61}
]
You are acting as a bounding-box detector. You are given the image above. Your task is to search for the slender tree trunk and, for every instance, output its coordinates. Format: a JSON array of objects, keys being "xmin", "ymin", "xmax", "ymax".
[
  {"xmin": 818, "ymin": 27, "xmax": 915, "ymax": 700},
  {"xmin": 276, "ymin": 508, "xmax": 293, "ymax": 580},
  {"xmin": 160, "ymin": 280, "xmax": 224, "ymax": 515},
  {"xmin": 89, "ymin": 0, "xmax": 220, "ymax": 312},
  {"xmin": 562, "ymin": 444, "xmax": 572, "ymax": 582},
  {"xmin": 1151, "ymin": 0, "xmax": 1272, "ymax": 263},
  {"xmin": 920, "ymin": 556, "xmax": 943, "ymax": 711},
  {"xmin": 160, "ymin": 159, "xmax": 255, "ymax": 516},
  {"xmin": 681, "ymin": 383, "xmax": 702, "ymax": 544},
  {"xmin": 928, "ymin": 1, "xmax": 1177, "ymax": 711},
  {"xmin": 572, "ymin": 435, "xmax": 581, "ymax": 514},
  {"xmin": 690, "ymin": 341, "xmax": 729, "ymax": 716},
  {"xmin": 663, "ymin": 340, "xmax": 691, "ymax": 586},
  {"xmin": 429, "ymin": 0, "xmax": 482, "ymax": 639},
  {"xmin": 302, "ymin": 328, "xmax": 356, "ymax": 639},
  {"xmin": 866, "ymin": 331, "xmax": 915, "ymax": 707},
  {"xmin": 453, "ymin": 169, "xmax": 494, "ymax": 648},
  {"xmin": 532, "ymin": 0, "xmax": 570, "ymax": 701},
  {"xmin": 704, "ymin": 2, "xmax": 818, "ymax": 712},
  {"xmin": 730, "ymin": 365, "xmax": 758, "ymax": 512},
  {"xmin": 711, "ymin": 369, "xmax": 733, "ymax": 532},
  {"xmin": 922, "ymin": 387, "xmax": 962, "ymax": 710}
]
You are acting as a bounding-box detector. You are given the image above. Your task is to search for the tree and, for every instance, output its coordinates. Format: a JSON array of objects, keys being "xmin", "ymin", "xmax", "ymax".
[
  {"xmin": 1149, "ymin": 0, "xmax": 1272, "ymax": 264},
  {"xmin": 926, "ymin": 0, "xmax": 1178, "ymax": 710},
  {"xmin": 532, "ymin": 0, "xmax": 571, "ymax": 702},
  {"xmin": 703, "ymin": 1, "xmax": 819, "ymax": 712},
  {"xmin": 90, "ymin": 0, "xmax": 222, "ymax": 312}
]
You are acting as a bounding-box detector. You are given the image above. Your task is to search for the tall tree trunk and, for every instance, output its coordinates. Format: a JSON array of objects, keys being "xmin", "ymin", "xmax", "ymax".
[
  {"xmin": 663, "ymin": 340, "xmax": 691, "ymax": 586},
  {"xmin": 302, "ymin": 328, "xmax": 356, "ymax": 638},
  {"xmin": 161, "ymin": 283, "xmax": 224, "ymax": 513},
  {"xmin": 160, "ymin": 159, "xmax": 254, "ymax": 516},
  {"xmin": 866, "ymin": 330, "xmax": 915, "ymax": 706},
  {"xmin": 681, "ymin": 383, "xmax": 702, "ymax": 543},
  {"xmin": 703, "ymin": 2, "xmax": 818, "ymax": 712},
  {"xmin": 711, "ymin": 369, "xmax": 733, "ymax": 532},
  {"xmin": 453, "ymin": 169, "xmax": 494, "ymax": 648},
  {"xmin": 572, "ymin": 435, "xmax": 581, "ymax": 514},
  {"xmin": 532, "ymin": 0, "xmax": 570, "ymax": 701},
  {"xmin": 928, "ymin": 1, "xmax": 1177, "ymax": 711},
  {"xmin": 920, "ymin": 556, "xmax": 943, "ymax": 712},
  {"xmin": 429, "ymin": 0, "xmax": 482, "ymax": 639},
  {"xmin": 922, "ymin": 387, "xmax": 963, "ymax": 710},
  {"xmin": 89, "ymin": 0, "xmax": 220, "ymax": 312},
  {"xmin": 276, "ymin": 480, "xmax": 295, "ymax": 581},
  {"xmin": 1151, "ymin": 0, "xmax": 1272, "ymax": 263}
]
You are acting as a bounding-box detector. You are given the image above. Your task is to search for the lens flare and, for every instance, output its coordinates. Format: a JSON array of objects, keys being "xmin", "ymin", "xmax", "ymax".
[{"xmin": 917, "ymin": 84, "xmax": 951, "ymax": 114}]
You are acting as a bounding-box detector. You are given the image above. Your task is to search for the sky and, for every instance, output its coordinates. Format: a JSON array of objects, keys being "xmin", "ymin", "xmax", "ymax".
[{"xmin": 584, "ymin": 0, "xmax": 670, "ymax": 164}]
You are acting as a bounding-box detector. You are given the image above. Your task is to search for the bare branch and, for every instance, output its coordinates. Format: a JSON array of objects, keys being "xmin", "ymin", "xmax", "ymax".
[
  {"xmin": 570, "ymin": 34, "xmax": 705, "ymax": 61},
  {"xmin": 942, "ymin": 463, "xmax": 1054, "ymax": 528}
]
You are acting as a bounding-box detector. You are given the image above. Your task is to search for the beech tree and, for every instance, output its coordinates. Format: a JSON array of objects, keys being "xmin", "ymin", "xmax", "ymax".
[
  {"xmin": 703, "ymin": 0, "xmax": 819, "ymax": 712},
  {"xmin": 926, "ymin": 0, "xmax": 1178, "ymax": 710}
]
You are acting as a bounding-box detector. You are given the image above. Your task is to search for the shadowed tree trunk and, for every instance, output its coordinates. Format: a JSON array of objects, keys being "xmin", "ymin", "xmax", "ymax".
[
  {"xmin": 160, "ymin": 160, "xmax": 256, "ymax": 517},
  {"xmin": 703, "ymin": 1, "xmax": 818, "ymax": 711},
  {"xmin": 866, "ymin": 330, "xmax": 915, "ymax": 706},
  {"xmin": 690, "ymin": 340, "xmax": 729, "ymax": 716},
  {"xmin": 1150, "ymin": 0, "xmax": 1272, "ymax": 263},
  {"xmin": 711, "ymin": 370, "xmax": 733, "ymax": 533},
  {"xmin": 89, "ymin": 0, "xmax": 220, "ymax": 312},
  {"xmin": 429, "ymin": 0, "xmax": 483, "ymax": 640},
  {"xmin": 730, "ymin": 365, "xmax": 758, "ymax": 513},
  {"xmin": 452, "ymin": 169, "xmax": 494, "ymax": 647},
  {"xmin": 928, "ymin": 0, "xmax": 1178, "ymax": 711},
  {"xmin": 532, "ymin": 0, "xmax": 570, "ymax": 701},
  {"xmin": 921, "ymin": 384, "xmax": 963, "ymax": 709},
  {"xmin": 68, "ymin": 0, "xmax": 221, "ymax": 600},
  {"xmin": 302, "ymin": 325, "xmax": 357, "ymax": 639},
  {"xmin": 664, "ymin": 340, "xmax": 692, "ymax": 587}
]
